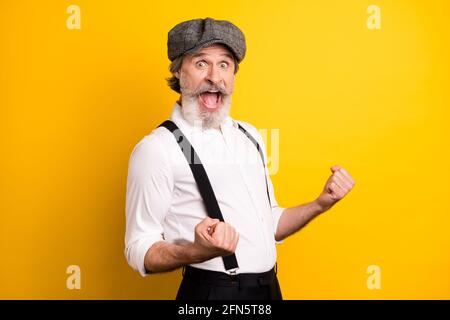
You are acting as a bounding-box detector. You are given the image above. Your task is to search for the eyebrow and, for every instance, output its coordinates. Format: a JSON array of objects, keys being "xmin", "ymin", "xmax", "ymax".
[{"xmin": 191, "ymin": 52, "xmax": 234, "ymax": 60}]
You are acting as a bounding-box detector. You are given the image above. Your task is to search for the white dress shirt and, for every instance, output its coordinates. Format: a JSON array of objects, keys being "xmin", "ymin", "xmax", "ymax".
[{"xmin": 125, "ymin": 103, "xmax": 285, "ymax": 276}]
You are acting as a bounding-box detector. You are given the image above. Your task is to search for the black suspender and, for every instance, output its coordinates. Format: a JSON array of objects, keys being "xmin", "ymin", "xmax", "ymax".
[{"xmin": 158, "ymin": 120, "xmax": 272, "ymax": 272}]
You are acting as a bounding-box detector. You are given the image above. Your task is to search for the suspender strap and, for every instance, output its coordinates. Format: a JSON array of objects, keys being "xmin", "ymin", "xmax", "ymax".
[
  {"xmin": 159, "ymin": 120, "xmax": 239, "ymax": 271},
  {"xmin": 237, "ymin": 123, "xmax": 272, "ymax": 207}
]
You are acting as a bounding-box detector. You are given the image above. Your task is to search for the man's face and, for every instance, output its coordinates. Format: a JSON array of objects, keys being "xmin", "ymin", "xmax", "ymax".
[{"xmin": 175, "ymin": 44, "xmax": 236, "ymax": 129}]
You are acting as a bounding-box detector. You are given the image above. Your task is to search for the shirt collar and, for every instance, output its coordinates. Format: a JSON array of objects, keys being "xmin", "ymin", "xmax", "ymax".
[{"xmin": 169, "ymin": 102, "xmax": 237, "ymax": 135}]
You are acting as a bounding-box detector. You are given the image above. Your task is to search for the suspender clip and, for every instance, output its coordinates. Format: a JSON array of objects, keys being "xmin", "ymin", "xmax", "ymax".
[{"xmin": 228, "ymin": 268, "xmax": 238, "ymax": 276}]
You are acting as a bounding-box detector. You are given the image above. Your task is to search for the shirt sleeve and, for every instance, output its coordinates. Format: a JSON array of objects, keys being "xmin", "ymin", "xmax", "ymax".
[
  {"xmin": 237, "ymin": 121, "xmax": 286, "ymax": 243},
  {"xmin": 266, "ymin": 171, "xmax": 285, "ymax": 244},
  {"xmin": 124, "ymin": 132, "xmax": 174, "ymax": 277}
]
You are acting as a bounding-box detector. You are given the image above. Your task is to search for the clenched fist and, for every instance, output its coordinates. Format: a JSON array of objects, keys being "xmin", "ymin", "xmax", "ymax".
[
  {"xmin": 193, "ymin": 217, "xmax": 239, "ymax": 261},
  {"xmin": 316, "ymin": 165, "xmax": 355, "ymax": 211}
]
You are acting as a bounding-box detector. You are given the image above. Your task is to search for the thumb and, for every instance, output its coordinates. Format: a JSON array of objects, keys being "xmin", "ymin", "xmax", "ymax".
[
  {"xmin": 207, "ymin": 220, "xmax": 221, "ymax": 235},
  {"xmin": 330, "ymin": 165, "xmax": 341, "ymax": 173}
]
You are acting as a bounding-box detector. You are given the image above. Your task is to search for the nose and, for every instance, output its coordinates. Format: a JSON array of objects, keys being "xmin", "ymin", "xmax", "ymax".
[{"xmin": 205, "ymin": 65, "xmax": 221, "ymax": 85}]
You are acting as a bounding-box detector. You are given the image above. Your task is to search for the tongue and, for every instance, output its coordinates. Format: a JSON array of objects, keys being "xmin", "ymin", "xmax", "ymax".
[{"xmin": 200, "ymin": 92, "xmax": 219, "ymax": 109}]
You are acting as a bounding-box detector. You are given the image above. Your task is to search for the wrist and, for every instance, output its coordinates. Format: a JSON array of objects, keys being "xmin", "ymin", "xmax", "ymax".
[
  {"xmin": 313, "ymin": 196, "xmax": 332, "ymax": 213},
  {"xmin": 187, "ymin": 242, "xmax": 211, "ymax": 264}
]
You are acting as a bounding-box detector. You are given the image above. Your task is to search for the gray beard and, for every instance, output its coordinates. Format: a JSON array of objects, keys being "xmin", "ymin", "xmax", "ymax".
[{"xmin": 180, "ymin": 94, "xmax": 231, "ymax": 130}]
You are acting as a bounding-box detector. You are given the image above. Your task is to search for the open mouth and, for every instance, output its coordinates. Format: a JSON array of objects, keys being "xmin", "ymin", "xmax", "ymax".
[{"xmin": 199, "ymin": 91, "xmax": 222, "ymax": 110}]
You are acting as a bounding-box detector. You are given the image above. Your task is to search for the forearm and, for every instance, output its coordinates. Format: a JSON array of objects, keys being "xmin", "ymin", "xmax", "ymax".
[
  {"xmin": 144, "ymin": 241, "xmax": 207, "ymax": 273},
  {"xmin": 275, "ymin": 200, "xmax": 328, "ymax": 241}
]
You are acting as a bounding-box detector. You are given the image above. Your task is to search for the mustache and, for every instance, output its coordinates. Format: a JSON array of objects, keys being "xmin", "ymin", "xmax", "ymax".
[{"xmin": 193, "ymin": 83, "xmax": 229, "ymax": 96}]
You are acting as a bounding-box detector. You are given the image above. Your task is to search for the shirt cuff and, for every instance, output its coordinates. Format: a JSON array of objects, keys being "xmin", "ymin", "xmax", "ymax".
[{"xmin": 135, "ymin": 236, "xmax": 164, "ymax": 277}]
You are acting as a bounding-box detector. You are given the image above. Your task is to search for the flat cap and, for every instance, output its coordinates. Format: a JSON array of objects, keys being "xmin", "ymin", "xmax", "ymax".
[{"xmin": 167, "ymin": 17, "xmax": 246, "ymax": 63}]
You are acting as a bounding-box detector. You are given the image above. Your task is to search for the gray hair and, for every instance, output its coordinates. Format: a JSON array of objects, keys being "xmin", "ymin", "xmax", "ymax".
[{"xmin": 166, "ymin": 48, "xmax": 240, "ymax": 94}]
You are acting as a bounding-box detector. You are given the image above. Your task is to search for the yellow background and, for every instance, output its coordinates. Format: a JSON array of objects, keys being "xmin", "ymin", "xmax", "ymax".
[{"xmin": 1, "ymin": 0, "xmax": 449, "ymax": 299}]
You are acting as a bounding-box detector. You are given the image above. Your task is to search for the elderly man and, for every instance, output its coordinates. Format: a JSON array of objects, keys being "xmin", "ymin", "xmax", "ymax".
[{"xmin": 125, "ymin": 17, "xmax": 355, "ymax": 300}]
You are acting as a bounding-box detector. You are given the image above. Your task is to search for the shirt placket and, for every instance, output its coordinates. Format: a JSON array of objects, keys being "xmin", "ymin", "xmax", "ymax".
[{"xmin": 222, "ymin": 125, "xmax": 272, "ymax": 260}]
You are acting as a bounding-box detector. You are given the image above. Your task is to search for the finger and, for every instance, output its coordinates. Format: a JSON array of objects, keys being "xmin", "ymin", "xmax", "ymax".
[
  {"xmin": 336, "ymin": 171, "xmax": 355, "ymax": 191},
  {"xmin": 327, "ymin": 181, "xmax": 337, "ymax": 195},
  {"xmin": 203, "ymin": 230, "xmax": 214, "ymax": 242},
  {"xmin": 331, "ymin": 182, "xmax": 346, "ymax": 199},
  {"xmin": 220, "ymin": 222, "xmax": 230, "ymax": 247},
  {"xmin": 330, "ymin": 165, "xmax": 342, "ymax": 173},
  {"xmin": 328, "ymin": 182, "xmax": 343, "ymax": 199},
  {"xmin": 339, "ymin": 168, "xmax": 355, "ymax": 186},
  {"xmin": 207, "ymin": 218, "xmax": 222, "ymax": 234},
  {"xmin": 230, "ymin": 232, "xmax": 239, "ymax": 252},
  {"xmin": 223, "ymin": 224, "xmax": 231, "ymax": 250},
  {"xmin": 228, "ymin": 225, "xmax": 237, "ymax": 250},
  {"xmin": 210, "ymin": 222, "xmax": 224, "ymax": 246},
  {"xmin": 209, "ymin": 220, "xmax": 221, "ymax": 230},
  {"xmin": 208, "ymin": 218, "xmax": 220, "ymax": 226},
  {"xmin": 202, "ymin": 217, "xmax": 219, "ymax": 228},
  {"xmin": 330, "ymin": 174, "xmax": 347, "ymax": 191},
  {"xmin": 200, "ymin": 224, "xmax": 214, "ymax": 241},
  {"xmin": 210, "ymin": 221, "xmax": 221, "ymax": 235},
  {"xmin": 334, "ymin": 171, "xmax": 353, "ymax": 190},
  {"xmin": 220, "ymin": 223, "xmax": 230, "ymax": 249},
  {"xmin": 197, "ymin": 220, "xmax": 209, "ymax": 233},
  {"xmin": 227, "ymin": 224, "xmax": 235, "ymax": 249}
]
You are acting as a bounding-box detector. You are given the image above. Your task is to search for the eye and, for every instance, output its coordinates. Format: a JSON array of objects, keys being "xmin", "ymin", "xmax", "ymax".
[
  {"xmin": 196, "ymin": 60, "xmax": 207, "ymax": 68},
  {"xmin": 219, "ymin": 62, "xmax": 229, "ymax": 69}
]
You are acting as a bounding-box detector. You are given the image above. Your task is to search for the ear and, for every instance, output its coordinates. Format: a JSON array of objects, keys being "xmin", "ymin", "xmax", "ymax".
[{"xmin": 174, "ymin": 71, "xmax": 180, "ymax": 79}]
